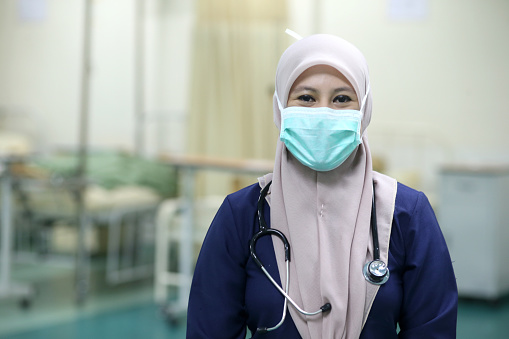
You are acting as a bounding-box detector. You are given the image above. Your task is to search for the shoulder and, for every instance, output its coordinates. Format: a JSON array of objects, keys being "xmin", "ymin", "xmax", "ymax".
[
  {"xmin": 392, "ymin": 182, "xmax": 437, "ymax": 245},
  {"xmin": 210, "ymin": 183, "xmax": 261, "ymax": 245},
  {"xmin": 392, "ymin": 182, "xmax": 443, "ymax": 249},
  {"xmin": 224, "ymin": 182, "xmax": 261, "ymax": 211},
  {"xmin": 394, "ymin": 182, "xmax": 432, "ymax": 222}
]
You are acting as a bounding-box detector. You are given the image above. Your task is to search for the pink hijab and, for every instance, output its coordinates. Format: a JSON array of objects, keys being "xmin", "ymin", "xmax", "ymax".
[{"xmin": 258, "ymin": 34, "xmax": 397, "ymax": 338}]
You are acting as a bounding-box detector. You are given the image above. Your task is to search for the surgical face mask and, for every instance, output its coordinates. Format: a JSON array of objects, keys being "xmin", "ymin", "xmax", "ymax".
[{"xmin": 276, "ymin": 86, "xmax": 370, "ymax": 172}]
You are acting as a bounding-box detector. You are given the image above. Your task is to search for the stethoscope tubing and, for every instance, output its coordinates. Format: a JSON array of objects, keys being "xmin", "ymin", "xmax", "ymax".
[
  {"xmin": 260, "ymin": 262, "xmax": 289, "ymax": 332},
  {"xmin": 260, "ymin": 262, "xmax": 324, "ymax": 316},
  {"xmin": 370, "ymin": 181, "xmax": 381, "ymax": 261},
  {"xmin": 251, "ymin": 179, "xmax": 388, "ymax": 332}
]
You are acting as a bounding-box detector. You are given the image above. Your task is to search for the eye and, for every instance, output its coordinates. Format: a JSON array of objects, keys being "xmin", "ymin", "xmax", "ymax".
[
  {"xmin": 297, "ymin": 94, "xmax": 315, "ymax": 102},
  {"xmin": 333, "ymin": 95, "xmax": 352, "ymax": 103}
]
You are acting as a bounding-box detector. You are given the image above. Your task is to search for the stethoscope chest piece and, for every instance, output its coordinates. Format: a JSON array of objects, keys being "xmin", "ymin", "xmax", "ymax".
[{"xmin": 363, "ymin": 260, "xmax": 390, "ymax": 285}]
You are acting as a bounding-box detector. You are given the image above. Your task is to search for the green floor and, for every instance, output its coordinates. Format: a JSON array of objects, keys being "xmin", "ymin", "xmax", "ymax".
[
  {"xmin": 1, "ymin": 260, "xmax": 508, "ymax": 339},
  {"xmin": 0, "ymin": 258, "xmax": 185, "ymax": 339}
]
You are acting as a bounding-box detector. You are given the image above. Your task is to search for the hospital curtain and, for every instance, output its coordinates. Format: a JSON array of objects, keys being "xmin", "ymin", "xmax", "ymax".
[{"xmin": 187, "ymin": 0, "xmax": 288, "ymax": 196}]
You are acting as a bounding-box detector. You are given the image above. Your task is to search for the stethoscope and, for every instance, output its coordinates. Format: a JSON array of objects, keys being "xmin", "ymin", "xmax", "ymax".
[{"xmin": 249, "ymin": 180, "xmax": 389, "ymax": 333}]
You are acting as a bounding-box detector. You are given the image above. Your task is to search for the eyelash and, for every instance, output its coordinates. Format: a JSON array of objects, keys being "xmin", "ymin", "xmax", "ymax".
[
  {"xmin": 297, "ymin": 95, "xmax": 352, "ymax": 103},
  {"xmin": 298, "ymin": 94, "xmax": 314, "ymax": 102},
  {"xmin": 334, "ymin": 95, "xmax": 352, "ymax": 103}
]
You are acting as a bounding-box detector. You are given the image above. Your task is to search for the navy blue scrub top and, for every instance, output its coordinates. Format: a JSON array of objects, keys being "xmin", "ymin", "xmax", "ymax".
[{"xmin": 187, "ymin": 182, "xmax": 458, "ymax": 338}]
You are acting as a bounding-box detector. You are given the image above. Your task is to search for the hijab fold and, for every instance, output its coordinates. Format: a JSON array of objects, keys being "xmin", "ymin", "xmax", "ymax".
[{"xmin": 258, "ymin": 34, "xmax": 397, "ymax": 339}]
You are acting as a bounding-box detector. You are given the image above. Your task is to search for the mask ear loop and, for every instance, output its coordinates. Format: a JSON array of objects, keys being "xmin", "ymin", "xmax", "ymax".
[
  {"xmin": 275, "ymin": 90, "xmax": 285, "ymax": 112},
  {"xmin": 359, "ymin": 84, "xmax": 371, "ymax": 140},
  {"xmin": 360, "ymin": 84, "xmax": 371, "ymax": 114}
]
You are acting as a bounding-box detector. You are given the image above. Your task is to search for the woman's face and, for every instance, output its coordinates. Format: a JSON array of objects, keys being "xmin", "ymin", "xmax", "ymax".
[{"xmin": 287, "ymin": 65, "xmax": 359, "ymax": 110}]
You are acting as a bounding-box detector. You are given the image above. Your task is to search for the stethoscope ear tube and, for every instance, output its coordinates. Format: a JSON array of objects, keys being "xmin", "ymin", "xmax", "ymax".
[
  {"xmin": 250, "ymin": 228, "xmax": 291, "ymax": 269},
  {"xmin": 252, "ymin": 181, "xmax": 330, "ymax": 335},
  {"xmin": 257, "ymin": 181, "xmax": 272, "ymax": 230}
]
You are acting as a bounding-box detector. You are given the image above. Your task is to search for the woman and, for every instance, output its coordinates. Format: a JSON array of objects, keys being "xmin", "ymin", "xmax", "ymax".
[{"xmin": 187, "ymin": 34, "xmax": 457, "ymax": 338}]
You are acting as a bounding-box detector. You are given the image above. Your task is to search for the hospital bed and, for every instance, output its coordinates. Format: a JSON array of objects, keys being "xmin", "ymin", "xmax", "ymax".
[
  {"xmin": 4, "ymin": 150, "xmax": 177, "ymax": 304},
  {"xmin": 153, "ymin": 154, "xmax": 273, "ymax": 323}
]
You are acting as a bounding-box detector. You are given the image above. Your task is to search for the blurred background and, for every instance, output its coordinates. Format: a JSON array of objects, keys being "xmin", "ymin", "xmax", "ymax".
[{"xmin": 0, "ymin": 0, "xmax": 508, "ymax": 338}]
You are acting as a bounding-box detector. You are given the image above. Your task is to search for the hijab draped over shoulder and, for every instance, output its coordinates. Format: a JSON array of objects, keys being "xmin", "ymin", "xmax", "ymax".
[{"xmin": 258, "ymin": 34, "xmax": 397, "ymax": 339}]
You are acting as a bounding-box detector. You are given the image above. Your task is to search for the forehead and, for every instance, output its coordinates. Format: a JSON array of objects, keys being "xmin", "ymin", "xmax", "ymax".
[{"xmin": 290, "ymin": 65, "xmax": 355, "ymax": 92}]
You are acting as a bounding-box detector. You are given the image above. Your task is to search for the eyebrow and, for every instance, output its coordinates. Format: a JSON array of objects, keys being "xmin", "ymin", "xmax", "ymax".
[
  {"xmin": 292, "ymin": 86, "xmax": 355, "ymax": 94},
  {"xmin": 332, "ymin": 86, "xmax": 355, "ymax": 94}
]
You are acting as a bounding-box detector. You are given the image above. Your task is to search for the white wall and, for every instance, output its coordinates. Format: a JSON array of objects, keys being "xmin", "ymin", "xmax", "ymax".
[
  {"xmin": 0, "ymin": 0, "xmax": 508, "ymax": 195},
  {"xmin": 144, "ymin": 0, "xmax": 194, "ymax": 156},
  {"xmin": 0, "ymin": 0, "xmax": 83, "ymax": 150},
  {"xmin": 0, "ymin": 0, "xmax": 194, "ymax": 154}
]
